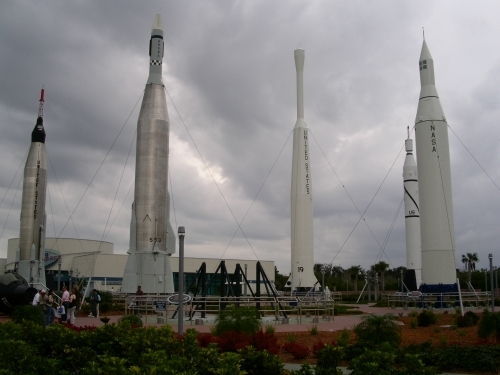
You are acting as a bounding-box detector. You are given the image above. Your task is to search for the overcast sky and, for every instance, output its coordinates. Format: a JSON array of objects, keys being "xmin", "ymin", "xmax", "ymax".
[{"xmin": 1, "ymin": 1, "xmax": 500, "ymax": 274}]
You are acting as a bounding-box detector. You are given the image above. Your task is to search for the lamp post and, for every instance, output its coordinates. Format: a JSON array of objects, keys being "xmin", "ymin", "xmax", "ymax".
[
  {"xmin": 178, "ymin": 226, "xmax": 185, "ymax": 335},
  {"xmin": 489, "ymin": 253, "xmax": 494, "ymax": 312}
]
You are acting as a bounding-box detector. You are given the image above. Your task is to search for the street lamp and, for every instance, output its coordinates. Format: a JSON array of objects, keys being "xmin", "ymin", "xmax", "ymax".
[
  {"xmin": 489, "ymin": 253, "xmax": 494, "ymax": 312},
  {"xmin": 178, "ymin": 226, "xmax": 186, "ymax": 335}
]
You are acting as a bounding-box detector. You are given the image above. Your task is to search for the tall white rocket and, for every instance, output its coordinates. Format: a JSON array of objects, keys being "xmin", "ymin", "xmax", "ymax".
[
  {"xmin": 18, "ymin": 89, "xmax": 47, "ymax": 287},
  {"xmin": 414, "ymin": 39, "xmax": 457, "ymax": 286},
  {"xmin": 122, "ymin": 14, "xmax": 175, "ymax": 293},
  {"xmin": 290, "ymin": 49, "xmax": 317, "ymax": 291},
  {"xmin": 402, "ymin": 130, "xmax": 421, "ymax": 288}
]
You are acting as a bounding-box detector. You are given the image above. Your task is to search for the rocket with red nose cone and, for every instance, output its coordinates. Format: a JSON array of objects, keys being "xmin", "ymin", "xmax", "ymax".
[
  {"xmin": 17, "ymin": 89, "xmax": 47, "ymax": 287},
  {"xmin": 122, "ymin": 14, "xmax": 175, "ymax": 293},
  {"xmin": 414, "ymin": 39, "xmax": 457, "ymax": 288}
]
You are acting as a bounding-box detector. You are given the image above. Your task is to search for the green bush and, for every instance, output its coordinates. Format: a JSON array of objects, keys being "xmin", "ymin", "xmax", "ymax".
[
  {"xmin": 354, "ymin": 314, "xmax": 401, "ymax": 347},
  {"xmin": 11, "ymin": 305, "xmax": 44, "ymax": 326},
  {"xmin": 349, "ymin": 345, "xmax": 397, "ymax": 375},
  {"xmin": 214, "ymin": 305, "xmax": 261, "ymax": 335},
  {"xmin": 117, "ymin": 314, "xmax": 143, "ymax": 328},
  {"xmin": 478, "ymin": 310, "xmax": 499, "ymax": 340},
  {"xmin": 239, "ymin": 346, "xmax": 284, "ymax": 375},
  {"xmin": 315, "ymin": 345, "xmax": 343, "ymax": 375},
  {"xmin": 455, "ymin": 311, "xmax": 479, "ymax": 327},
  {"xmin": 417, "ymin": 310, "xmax": 437, "ymax": 327}
]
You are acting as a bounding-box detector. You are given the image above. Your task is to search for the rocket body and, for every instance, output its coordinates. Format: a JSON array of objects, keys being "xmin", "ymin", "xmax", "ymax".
[
  {"xmin": 414, "ymin": 40, "xmax": 457, "ymax": 286},
  {"xmin": 403, "ymin": 136, "xmax": 421, "ymax": 288},
  {"xmin": 290, "ymin": 49, "xmax": 317, "ymax": 291},
  {"xmin": 18, "ymin": 90, "xmax": 47, "ymax": 286},
  {"xmin": 122, "ymin": 15, "xmax": 175, "ymax": 293}
]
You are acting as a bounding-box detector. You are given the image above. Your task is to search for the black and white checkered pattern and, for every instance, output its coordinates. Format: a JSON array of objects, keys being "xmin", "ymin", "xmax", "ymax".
[{"xmin": 150, "ymin": 60, "xmax": 162, "ymax": 66}]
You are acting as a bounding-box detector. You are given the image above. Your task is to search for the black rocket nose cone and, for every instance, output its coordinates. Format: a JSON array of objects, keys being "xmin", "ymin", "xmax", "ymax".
[{"xmin": 31, "ymin": 116, "xmax": 46, "ymax": 143}]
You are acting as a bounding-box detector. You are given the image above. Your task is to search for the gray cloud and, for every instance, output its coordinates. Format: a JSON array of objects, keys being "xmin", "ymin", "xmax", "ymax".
[{"xmin": 1, "ymin": 0, "xmax": 500, "ymax": 275}]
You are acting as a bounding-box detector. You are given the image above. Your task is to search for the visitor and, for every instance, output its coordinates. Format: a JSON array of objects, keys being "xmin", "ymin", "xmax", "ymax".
[
  {"xmin": 47, "ymin": 289, "xmax": 57, "ymax": 324},
  {"xmin": 32, "ymin": 289, "xmax": 41, "ymax": 306},
  {"xmin": 67, "ymin": 287, "xmax": 78, "ymax": 325},
  {"xmin": 88, "ymin": 289, "xmax": 101, "ymax": 318},
  {"xmin": 61, "ymin": 286, "xmax": 70, "ymax": 322},
  {"xmin": 38, "ymin": 289, "xmax": 50, "ymax": 326}
]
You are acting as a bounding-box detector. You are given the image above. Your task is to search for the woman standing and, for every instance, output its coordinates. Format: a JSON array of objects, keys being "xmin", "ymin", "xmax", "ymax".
[{"xmin": 67, "ymin": 287, "xmax": 78, "ymax": 325}]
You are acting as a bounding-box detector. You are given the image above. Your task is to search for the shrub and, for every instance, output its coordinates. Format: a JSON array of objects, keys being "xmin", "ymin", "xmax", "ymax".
[
  {"xmin": 456, "ymin": 311, "xmax": 479, "ymax": 327},
  {"xmin": 310, "ymin": 325, "xmax": 318, "ymax": 336},
  {"xmin": 214, "ymin": 305, "xmax": 261, "ymax": 335},
  {"xmin": 282, "ymin": 342, "xmax": 310, "ymax": 359},
  {"xmin": 11, "ymin": 305, "xmax": 44, "ymax": 325},
  {"xmin": 264, "ymin": 324, "xmax": 275, "ymax": 334},
  {"xmin": 294, "ymin": 364, "xmax": 315, "ymax": 375},
  {"xmin": 239, "ymin": 346, "xmax": 284, "ymax": 375},
  {"xmin": 417, "ymin": 310, "xmax": 437, "ymax": 327},
  {"xmin": 312, "ymin": 341, "xmax": 326, "ymax": 357},
  {"xmin": 337, "ymin": 329, "xmax": 350, "ymax": 347},
  {"xmin": 354, "ymin": 314, "xmax": 401, "ymax": 348},
  {"xmin": 217, "ymin": 331, "xmax": 251, "ymax": 352},
  {"xmin": 117, "ymin": 314, "xmax": 143, "ymax": 328},
  {"xmin": 349, "ymin": 346, "xmax": 397, "ymax": 375},
  {"xmin": 315, "ymin": 344, "xmax": 343, "ymax": 372},
  {"xmin": 250, "ymin": 331, "xmax": 280, "ymax": 354},
  {"xmin": 197, "ymin": 332, "xmax": 218, "ymax": 347},
  {"xmin": 477, "ymin": 310, "xmax": 499, "ymax": 340}
]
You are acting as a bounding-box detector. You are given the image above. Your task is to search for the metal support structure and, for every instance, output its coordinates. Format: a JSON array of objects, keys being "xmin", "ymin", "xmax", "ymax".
[{"xmin": 178, "ymin": 226, "xmax": 185, "ymax": 334}]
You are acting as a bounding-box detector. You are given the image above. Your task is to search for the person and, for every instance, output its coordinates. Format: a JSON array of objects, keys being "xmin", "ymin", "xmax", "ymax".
[
  {"xmin": 61, "ymin": 286, "xmax": 70, "ymax": 322},
  {"xmin": 67, "ymin": 287, "xmax": 78, "ymax": 324},
  {"xmin": 135, "ymin": 285, "xmax": 144, "ymax": 295},
  {"xmin": 32, "ymin": 289, "xmax": 41, "ymax": 306},
  {"xmin": 47, "ymin": 289, "xmax": 57, "ymax": 324},
  {"xmin": 88, "ymin": 289, "xmax": 101, "ymax": 318},
  {"xmin": 38, "ymin": 289, "xmax": 50, "ymax": 325}
]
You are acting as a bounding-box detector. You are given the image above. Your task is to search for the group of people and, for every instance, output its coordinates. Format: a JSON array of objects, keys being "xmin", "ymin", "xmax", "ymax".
[{"xmin": 32, "ymin": 286, "xmax": 100, "ymax": 326}]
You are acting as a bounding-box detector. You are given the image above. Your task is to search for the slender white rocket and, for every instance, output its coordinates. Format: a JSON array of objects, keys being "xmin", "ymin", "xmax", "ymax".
[
  {"xmin": 290, "ymin": 49, "xmax": 317, "ymax": 291},
  {"xmin": 414, "ymin": 39, "xmax": 457, "ymax": 286},
  {"xmin": 18, "ymin": 89, "xmax": 47, "ymax": 286},
  {"xmin": 403, "ymin": 128, "xmax": 422, "ymax": 288},
  {"xmin": 122, "ymin": 14, "xmax": 175, "ymax": 293}
]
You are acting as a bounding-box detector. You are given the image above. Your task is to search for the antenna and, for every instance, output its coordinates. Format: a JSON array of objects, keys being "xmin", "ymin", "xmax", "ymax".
[
  {"xmin": 422, "ymin": 27, "xmax": 425, "ymax": 40},
  {"xmin": 407, "ymin": 125, "xmax": 410, "ymax": 139}
]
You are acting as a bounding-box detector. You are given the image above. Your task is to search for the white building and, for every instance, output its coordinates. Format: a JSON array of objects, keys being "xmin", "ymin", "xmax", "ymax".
[{"xmin": 3, "ymin": 237, "xmax": 275, "ymax": 294}]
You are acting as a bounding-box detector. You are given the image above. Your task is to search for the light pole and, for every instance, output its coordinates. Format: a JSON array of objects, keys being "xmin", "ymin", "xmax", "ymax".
[
  {"xmin": 178, "ymin": 226, "xmax": 185, "ymax": 335},
  {"xmin": 489, "ymin": 253, "xmax": 494, "ymax": 312}
]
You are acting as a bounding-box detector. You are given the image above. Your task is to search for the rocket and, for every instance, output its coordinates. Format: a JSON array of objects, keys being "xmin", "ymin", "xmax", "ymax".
[
  {"xmin": 402, "ymin": 129, "xmax": 421, "ymax": 288},
  {"xmin": 414, "ymin": 39, "xmax": 457, "ymax": 287},
  {"xmin": 289, "ymin": 49, "xmax": 317, "ymax": 291},
  {"xmin": 17, "ymin": 89, "xmax": 47, "ymax": 287},
  {"xmin": 122, "ymin": 14, "xmax": 175, "ymax": 293}
]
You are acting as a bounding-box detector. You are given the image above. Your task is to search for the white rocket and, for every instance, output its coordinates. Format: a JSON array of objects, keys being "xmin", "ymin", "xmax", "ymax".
[
  {"xmin": 414, "ymin": 39, "xmax": 457, "ymax": 287},
  {"xmin": 402, "ymin": 129, "xmax": 421, "ymax": 288},
  {"xmin": 289, "ymin": 49, "xmax": 317, "ymax": 291},
  {"xmin": 122, "ymin": 14, "xmax": 175, "ymax": 293},
  {"xmin": 18, "ymin": 89, "xmax": 47, "ymax": 287}
]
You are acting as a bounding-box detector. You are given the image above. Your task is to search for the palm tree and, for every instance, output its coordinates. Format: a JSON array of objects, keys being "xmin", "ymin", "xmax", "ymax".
[
  {"xmin": 462, "ymin": 252, "xmax": 479, "ymax": 284},
  {"xmin": 371, "ymin": 261, "xmax": 390, "ymax": 292},
  {"xmin": 347, "ymin": 265, "xmax": 363, "ymax": 293}
]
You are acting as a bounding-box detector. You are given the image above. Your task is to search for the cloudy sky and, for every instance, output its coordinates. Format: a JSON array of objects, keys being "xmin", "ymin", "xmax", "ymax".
[{"xmin": 1, "ymin": 1, "xmax": 500, "ymax": 274}]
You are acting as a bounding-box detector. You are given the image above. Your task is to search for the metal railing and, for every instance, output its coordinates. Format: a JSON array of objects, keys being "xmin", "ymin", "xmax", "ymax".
[
  {"xmin": 124, "ymin": 294, "xmax": 335, "ymax": 324},
  {"xmin": 386, "ymin": 291, "xmax": 491, "ymax": 308}
]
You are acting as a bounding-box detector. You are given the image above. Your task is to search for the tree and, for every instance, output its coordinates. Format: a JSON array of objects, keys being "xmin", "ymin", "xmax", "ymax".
[
  {"xmin": 371, "ymin": 261, "xmax": 390, "ymax": 292},
  {"xmin": 347, "ymin": 266, "xmax": 363, "ymax": 293},
  {"xmin": 461, "ymin": 252, "xmax": 479, "ymax": 285}
]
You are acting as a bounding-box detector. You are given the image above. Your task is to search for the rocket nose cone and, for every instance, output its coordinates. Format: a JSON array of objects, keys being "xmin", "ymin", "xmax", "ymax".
[
  {"xmin": 294, "ymin": 49, "xmax": 305, "ymax": 71},
  {"xmin": 419, "ymin": 39, "xmax": 432, "ymax": 62},
  {"xmin": 153, "ymin": 14, "xmax": 162, "ymax": 30}
]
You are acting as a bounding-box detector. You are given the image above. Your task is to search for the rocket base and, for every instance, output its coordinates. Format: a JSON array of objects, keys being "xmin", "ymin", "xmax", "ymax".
[
  {"xmin": 17, "ymin": 259, "xmax": 46, "ymax": 289},
  {"xmin": 121, "ymin": 252, "xmax": 174, "ymax": 294},
  {"xmin": 419, "ymin": 283, "xmax": 458, "ymax": 294}
]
